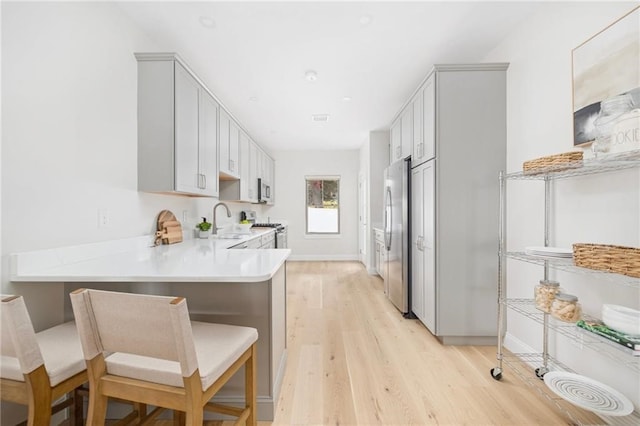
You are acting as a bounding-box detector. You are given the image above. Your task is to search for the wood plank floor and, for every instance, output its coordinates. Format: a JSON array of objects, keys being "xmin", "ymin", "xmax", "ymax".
[{"xmin": 67, "ymin": 261, "xmax": 603, "ymax": 425}]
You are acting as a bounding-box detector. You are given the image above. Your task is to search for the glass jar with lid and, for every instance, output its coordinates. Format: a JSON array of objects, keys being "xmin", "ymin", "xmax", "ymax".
[
  {"xmin": 592, "ymin": 94, "xmax": 634, "ymax": 155},
  {"xmin": 534, "ymin": 280, "xmax": 561, "ymax": 313},
  {"xmin": 551, "ymin": 293, "xmax": 582, "ymax": 323}
]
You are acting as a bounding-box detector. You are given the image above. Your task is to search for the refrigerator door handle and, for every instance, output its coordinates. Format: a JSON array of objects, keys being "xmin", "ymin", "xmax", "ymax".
[{"xmin": 384, "ymin": 187, "xmax": 392, "ymax": 250}]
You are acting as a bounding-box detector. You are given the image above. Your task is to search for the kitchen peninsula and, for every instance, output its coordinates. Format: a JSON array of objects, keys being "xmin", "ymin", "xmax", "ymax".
[{"xmin": 10, "ymin": 232, "xmax": 290, "ymax": 421}]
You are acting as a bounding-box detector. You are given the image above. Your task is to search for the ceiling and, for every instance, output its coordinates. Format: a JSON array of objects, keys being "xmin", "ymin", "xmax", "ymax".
[{"xmin": 116, "ymin": 1, "xmax": 543, "ymax": 152}]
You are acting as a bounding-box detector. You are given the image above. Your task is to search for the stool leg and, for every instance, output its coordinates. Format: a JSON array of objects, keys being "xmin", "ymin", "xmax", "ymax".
[
  {"xmin": 173, "ymin": 410, "xmax": 186, "ymax": 425},
  {"xmin": 72, "ymin": 388, "xmax": 84, "ymax": 426},
  {"xmin": 183, "ymin": 371, "xmax": 203, "ymax": 426},
  {"xmin": 25, "ymin": 365, "xmax": 52, "ymax": 426},
  {"xmin": 246, "ymin": 343, "xmax": 257, "ymax": 426}
]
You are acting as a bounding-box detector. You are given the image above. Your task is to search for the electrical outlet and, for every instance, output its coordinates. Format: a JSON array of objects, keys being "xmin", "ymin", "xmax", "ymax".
[
  {"xmin": 98, "ymin": 209, "xmax": 110, "ymax": 228},
  {"xmin": 182, "ymin": 210, "xmax": 189, "ymax": 223}
]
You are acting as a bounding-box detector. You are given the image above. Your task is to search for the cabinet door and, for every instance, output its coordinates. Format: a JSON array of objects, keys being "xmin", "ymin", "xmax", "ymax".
[
  {"xmin": 422, "ymin": 161, "xmax": 436, "ymax": 333},
  {"xmin": 239, "ymin": 131, "xmax": 250, "ymax": 201},
  {"xmin": 422, "ymin": 74, "xmax": 435, "ymax": 161},
  {"xmin": 229, "ymin": 120, "xmax": 240, "ymax": 176},
  {"xmin": 248, "ymin": 140, "xmax": 258, "ymax": 202},
  {"xmin": 219, "ymin": 109, "xmax": 231, "ymax": 175},
  {"xmin": 411, "ymin": 167, "xmax": 425, "ymax": 321},
  {"xmin": 267, "ymin": 156, "xmax": 275, "ymax": 205},
  {"xmin": 401, "ymin": 106, "xmax": 412, "ymax": 159},
  {"xmin": 390, "ymin": 119, "xmax": 402, "ymax": 162},
  {"xmin": 174, "ymin": 62, "xmax": 200, "ymax": 194},
  {"xmin": 412, "ymin": 88, "xmax": 424, "ymax": 166},
  {"xmin": 199, "ymin": 91, "xmax": 219, "ymax": 197}
]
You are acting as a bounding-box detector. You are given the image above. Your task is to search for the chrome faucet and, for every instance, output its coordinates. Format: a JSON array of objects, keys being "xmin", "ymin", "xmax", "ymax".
[{"xmin": 212, "ymin": 202, "xmax": 232, "ymax": 235}]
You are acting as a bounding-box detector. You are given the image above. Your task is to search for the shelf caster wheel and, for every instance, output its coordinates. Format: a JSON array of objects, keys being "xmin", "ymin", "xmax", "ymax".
[
  {"xmin": 534, "ymin": 367, "xmax": 548, "ymax": 380},
  {"xmin": 490, "ymin": 367, "xmax": 502, "ymax": 381}
]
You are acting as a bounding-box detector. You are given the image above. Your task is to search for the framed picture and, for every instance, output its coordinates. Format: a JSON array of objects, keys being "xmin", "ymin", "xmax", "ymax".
[{"xmin": 572, "ymin": 6, "xmax": 640, "ymax": 147}]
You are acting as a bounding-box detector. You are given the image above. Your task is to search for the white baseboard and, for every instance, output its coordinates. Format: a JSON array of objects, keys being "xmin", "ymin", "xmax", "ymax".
[
  {"xmin": 287, "ymin": 254, "xmax": 360, "ymax": 261},
  {"xmin": 504, "ymin": 332, "xmax": 539, "ymax": 369}
]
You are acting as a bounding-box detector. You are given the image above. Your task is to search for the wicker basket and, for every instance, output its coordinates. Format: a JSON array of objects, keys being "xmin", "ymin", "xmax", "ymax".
[
  {"xmin": 523, "ymin": 151, "xmax": 583, "ymax": 174},
  {"xmin": 573, "ymin": 243, "xmax": 640, "ymax": 278}
]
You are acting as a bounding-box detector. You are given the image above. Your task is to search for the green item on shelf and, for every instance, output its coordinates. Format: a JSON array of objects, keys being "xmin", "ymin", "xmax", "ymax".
[{"xmin": 576, "ymin": 319, "xmax": 640, "ymax": 350}]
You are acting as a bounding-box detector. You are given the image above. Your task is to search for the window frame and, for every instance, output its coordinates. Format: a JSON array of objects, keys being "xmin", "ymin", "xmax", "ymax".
[{"xmin": 305, "ymin": 175, "xmax": 341, "ymax": 235}]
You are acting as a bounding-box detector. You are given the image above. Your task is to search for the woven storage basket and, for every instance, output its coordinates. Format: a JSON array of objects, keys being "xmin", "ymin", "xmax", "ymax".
[
  {"xmin": 573, "ymin": 243, "xmax": 640, "ymax": 278},
  {"xmin": 523, "ymin": 151, "xmax": 583, "ymax": 174}
]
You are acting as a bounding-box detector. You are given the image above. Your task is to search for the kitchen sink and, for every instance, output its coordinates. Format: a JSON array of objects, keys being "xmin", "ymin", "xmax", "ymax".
[{"xmin": 215, "ymin": 233, "xmax": 246, "ymax": 239}]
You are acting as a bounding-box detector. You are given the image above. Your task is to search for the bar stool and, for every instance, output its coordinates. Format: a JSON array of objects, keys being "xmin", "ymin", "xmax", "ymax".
[
  {"xmin": 70, "ymin": 288, "xmax": 258, "ymax": 425},
  {"xmin": 1, "ymin": 295, "xmax": 86, "ymax": 426}
]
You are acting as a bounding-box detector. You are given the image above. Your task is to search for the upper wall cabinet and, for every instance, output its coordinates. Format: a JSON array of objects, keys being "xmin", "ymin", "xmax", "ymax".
[
  {"xmin": 136, "ymin": 53, "xmax": 218, "ymax": 197},
  {"xmin": 390, "ymin": 119, "xmax": 402, "ymax": 162},
  {"xmin": 219, "ymin": 108, "xmax": 240, "ymax": 179},
  {"xmin": 412, "ymin": 74, "xmax": 435, "ymax": 167},
  {"xmin": 389, "ymin": 98, "xmax": 414, "ymax": 163}
]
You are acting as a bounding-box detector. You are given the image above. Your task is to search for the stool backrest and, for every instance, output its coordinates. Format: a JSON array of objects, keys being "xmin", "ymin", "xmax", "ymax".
[
  {"xmin": 70, "ymin": 289, "xmax": 199, "ymax": 378},
  {"xmin": 1, "ymin": 295, "xmax": 45, "ymax": 375}
]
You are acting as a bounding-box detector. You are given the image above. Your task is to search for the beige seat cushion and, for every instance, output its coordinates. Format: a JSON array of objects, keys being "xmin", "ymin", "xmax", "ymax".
[
  {"xmin": 0, "ymin": 322, "xmax": 85, "ymax": 386},
  {"xmin": 106, "ymin": 322, "xmax": 257, "ymax": 391}
]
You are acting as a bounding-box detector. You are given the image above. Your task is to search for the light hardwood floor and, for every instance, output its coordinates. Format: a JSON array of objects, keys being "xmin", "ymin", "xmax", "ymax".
[{"xmin": 69, "ymin": 261, "xmax": 603, "ymax": 425}]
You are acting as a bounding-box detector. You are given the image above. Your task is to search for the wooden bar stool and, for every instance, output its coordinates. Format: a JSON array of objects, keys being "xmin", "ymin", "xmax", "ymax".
[
  {"xmin": 70, "ymin": 288, "xmax": 258, "ymax": 426},
  {"xmin": 1, "ymin": 295, "xmax": 87, "ymax": 426}
]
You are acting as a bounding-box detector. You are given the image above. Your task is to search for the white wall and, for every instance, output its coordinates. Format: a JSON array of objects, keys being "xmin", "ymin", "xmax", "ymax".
[
  {"xmin": 484, "ymin": 1, "xmax": 640, "ymax": 408},
  {"xmin": 359, "ymin": 131, "xmax": 389, "ymax": 273},
  {"xmin": 265, "ymin": 150, "xmax": 359, "ymax": 260}
]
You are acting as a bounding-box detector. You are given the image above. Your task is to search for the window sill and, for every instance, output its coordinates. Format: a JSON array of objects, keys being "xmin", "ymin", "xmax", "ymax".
[{"xmin": 304, "ymin": 234, "xmax": 342, "ymax": 239}]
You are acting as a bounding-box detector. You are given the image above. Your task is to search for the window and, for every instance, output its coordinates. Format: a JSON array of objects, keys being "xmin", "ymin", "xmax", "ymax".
[{"xmin": 306, "ymin": 176, "xmax": 340, "ymax": 234}]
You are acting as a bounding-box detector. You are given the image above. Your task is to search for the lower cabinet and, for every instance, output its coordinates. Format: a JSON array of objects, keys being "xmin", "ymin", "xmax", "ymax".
[
  {"xmin": 373, "ymin": 228, "xmax": 385, "ymax": 277},
  {"xmin": 411, "ymin": 161, "xmax": 435, "ymax": 331}
]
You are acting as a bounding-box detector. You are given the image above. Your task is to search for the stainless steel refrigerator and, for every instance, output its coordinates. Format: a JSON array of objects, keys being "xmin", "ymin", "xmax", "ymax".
[{"xmin": 383, "ymin": 158, "xmax": 410, "ymax": 316}]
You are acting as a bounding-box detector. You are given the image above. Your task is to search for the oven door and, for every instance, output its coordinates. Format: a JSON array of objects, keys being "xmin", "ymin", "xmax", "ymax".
[{"xmin": 276, "ymin": 230, "xmax": 287, "ymax": 249}]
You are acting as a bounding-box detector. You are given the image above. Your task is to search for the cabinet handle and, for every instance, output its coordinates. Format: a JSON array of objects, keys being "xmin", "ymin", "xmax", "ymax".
[
  {"xmin": 229, "ymin": 159, "xmax": 235, "ymax": 172},
  {"xmin": 202, "ymin": 174, "xmax": 206, "ymax": 189},
  {"xmin": 418, "ymin": 143, "xmax": 423, "ymax": 158}
]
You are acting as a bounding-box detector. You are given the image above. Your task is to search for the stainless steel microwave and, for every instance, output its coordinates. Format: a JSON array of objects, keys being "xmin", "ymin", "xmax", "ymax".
[{"xmin": 257, "ymin": 178, "xmax": 270, "ymax": 203}]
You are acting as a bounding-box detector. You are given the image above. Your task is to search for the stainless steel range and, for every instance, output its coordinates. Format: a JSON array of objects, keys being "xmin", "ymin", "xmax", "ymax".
[
  {"xmin": 252, "ymin": 223, "xmax": 287, "ymax": 249},
  {"xmin": 241, "ymin": 210, "xmax": 287, "ymax": 249}
]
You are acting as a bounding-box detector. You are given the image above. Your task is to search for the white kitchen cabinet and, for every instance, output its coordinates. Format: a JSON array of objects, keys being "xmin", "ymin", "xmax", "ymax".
[
  {"xmin": 219, "ymin": 131, "xmax": 257, "ymax": 203},
  {"xmin": 411, "ymin": 88, "xmax": 424, "ymax": 165},
  {"xmin": 412, "ymin": 75, "xmax": 436, "ymax": 167},
  {"xmin": 136, "ymin": 53, "xmax": 218, "ymax": 197},
  {"xmin": 248, "ymin": 140, "xmax": 259, "ymax": 202},
  {"xmin": 219, "ymin": 109, "xmax": 240, "ymax": 179},
  {"xmin": 389, "ymin": 103, "xmax": 412, "ymax": 163},
  {"xmin": 406, "ymin": 63, "xmax": 508, "ymax": 344},
  {"xmin": 422, "ymin": 74, "xmax": 435, "ymax": 162},
  {"xmin": 266, "ymin": 155, "xmax": 275, "ymax": 205},
  {"xmin": 374, "ymin": 228, "xmax": 385, "ymax": 277},
  {"xmin": 411, "ymin": 160, "xmax": 435, "ymax": 331},
  {"xmin": 400, "ymin": 105, "xmax": 412, "ymax": 160},
  {"xmin": 390, "ymin": 119, "xmax": 402, "ymax": 162}
]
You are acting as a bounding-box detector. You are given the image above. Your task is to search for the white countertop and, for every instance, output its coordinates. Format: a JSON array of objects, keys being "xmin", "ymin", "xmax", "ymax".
[{"xmin": 10, "ymin": 229, "xmax": 290, "ymax": 283}]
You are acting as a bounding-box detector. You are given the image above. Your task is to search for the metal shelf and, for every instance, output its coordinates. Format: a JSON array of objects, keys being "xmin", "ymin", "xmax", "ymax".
[
  {"xmin": 506, "ymin": 252, "xmax": 640, "ymax": 289},
  {"xmin": 500, "ymin": 353, "xmax": 640, "ymax": 426},
  {"xmin": 504, "ymin": 150, "xmax": 640, "ymax": 180},
  {"xmin": 505, "ymin": 299, "xmax": 640, "ymax": 373}
]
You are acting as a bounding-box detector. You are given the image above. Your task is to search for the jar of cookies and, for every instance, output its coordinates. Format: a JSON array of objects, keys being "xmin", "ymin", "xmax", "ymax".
[
  {"xmin": 551, "ymin": 293, "xmax": 582, "ymax": 323},
  {"xmin": 534, "ymin": 280, "xmax": 561, "ymax": 313}
]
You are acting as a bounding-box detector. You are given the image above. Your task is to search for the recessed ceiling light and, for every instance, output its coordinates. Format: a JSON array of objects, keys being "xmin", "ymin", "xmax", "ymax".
[
  {"xmin": 359, "ymin": 15, "xmax": 373, "ymax": 26},
  {"xmin": 199, "ymin": 16, "xmax": 216, "ymax": 29},
  {"xmin": 342, "ymin": 96, "xmax": 352, "ymax": 102},
  {"xmin": 312, "ymin": 114, "xmax": 329, "ymax": 122},
  {"xmin": 305, "ymin": 70, "xmax": 318, "ymax": 82},
  {"xmin": 249, "ymin": 96, "xmax": 258, "ymax": 102}
]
